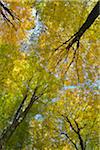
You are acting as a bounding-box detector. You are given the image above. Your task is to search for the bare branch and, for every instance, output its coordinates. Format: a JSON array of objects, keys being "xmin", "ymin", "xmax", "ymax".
[
  {"xmin": 0, "ymin": 0, "xmax": 19, "ymax": 28},
  {"xmin": 0, "ymin": 1, "xmax": 14, "ymax": 19},
  {"xmin": 61, "ymin": 132, "xmax": 79, "ymax": 150},
  {"xmin": 62, "ymin": 115, "xmax": 85, "ymax": 150},
  {"xmin": 73, "ymin": 120, "xmax": 85, "ymax": 150},
  {"xmin": 62, "ymin": 115, "xmax": 77, "ymax": 134}
]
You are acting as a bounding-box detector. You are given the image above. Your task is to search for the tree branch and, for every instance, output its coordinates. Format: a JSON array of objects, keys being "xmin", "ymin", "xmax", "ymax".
[
  {"xmin": 0, "ymin": 1, "xmax": 14, "ymax": 19},
  {"xmin": 54, "ymin": 1, "xmax": 99, "ymax": 73},
  {"xmin": 55, "ymin": 1, "xmax": 99, "ymax": 52},
  {"xmin": 66, "ymin": 1, "xmax": 99, "ymax": 50},
  {"xmin": 62, "ymin": 115, "xmax": 85, "ymax": 150},
  {"xmin": 0, "ymin": 85, "xmax": 45, "ymax": 148},
  {"xmin": 61, "ymin": 132, "xmax": 78, "ymax": 150},
  {"xmin": 0, "ymin": 0, "xmax": 19, "ymax": 28},
  {"xmin": 74, "ymin": 120, "xmax": 85, "ymax": 150},
  {"xmin": 62, "ymin": 115, "xmax": 78, "ymax": 134}
]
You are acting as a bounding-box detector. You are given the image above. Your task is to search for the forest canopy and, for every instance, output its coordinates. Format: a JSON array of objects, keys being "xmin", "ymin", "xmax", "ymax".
[{"xmin": 0, "ymin": 0, "xmax": 99, "ymax": 149}]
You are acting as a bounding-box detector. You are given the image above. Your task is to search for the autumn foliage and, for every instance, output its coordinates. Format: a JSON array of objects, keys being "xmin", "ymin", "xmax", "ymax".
[{"xmin": 0, "ymin": 0, "xmax": 99, "ymax": 149}]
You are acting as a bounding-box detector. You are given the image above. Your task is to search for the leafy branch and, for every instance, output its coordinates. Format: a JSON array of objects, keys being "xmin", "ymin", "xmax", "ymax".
[
  {"xmin": 54, "ymin": 1, "xmax": 99, "ymax": 71},
  {"xmin": 0, "ymin": 84, "xmax": 47, "ymax": 149}
]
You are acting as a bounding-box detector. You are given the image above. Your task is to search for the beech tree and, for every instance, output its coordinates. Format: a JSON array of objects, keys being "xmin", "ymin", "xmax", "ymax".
[{"xmin": 0, "ymin": 0, "xmax": 99, "ymax": 149}]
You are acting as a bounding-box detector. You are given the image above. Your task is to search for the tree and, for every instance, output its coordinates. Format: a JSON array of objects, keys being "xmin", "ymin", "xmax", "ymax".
[
  {"xmin": 0, "ymin": 0, "xmax": 99, "ymax": 149},
  {"xmin": 38, "ymin": 82, "xmax": 99, "ymax": 150},
  {"xmin": 55, "ymin": 1, "xmax": 99, "ymax": 50}
]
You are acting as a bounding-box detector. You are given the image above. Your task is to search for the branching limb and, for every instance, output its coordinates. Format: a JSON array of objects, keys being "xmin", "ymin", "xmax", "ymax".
[
  {"xmin": 74, "ymin": 120, "xmax": 85, "ymax": 150},
  {"xmin": 62, "ymin": 115, "xmax": 85, "ymax": 150},
  {"xmin": 54, "ymin": 1, "xmax": 99, "ymax": 72},
  {"xmin": 65, "ymin": 40, "xmax": 79, "ymax": 74},
  {"xmin": 62, "ymin": 114, "xmax": 77, "ymax": 134},
  {"xmin": 55, "ymin": 1, "xmax": 99, "ymax": 52},
  {"xmin": 0, "ymin": 84, "xmax": 47, "ymax": 148},
  {"xmin": 0, "ymin": 1, "xmax": 14, "ymax": 19},
  {"xmin": 61, "ymin": 132, "xmax": 79, "ymax": 150},
  {"xmin": 0, "ymin": 0, "xmax": 19, "ymax": 27}
]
